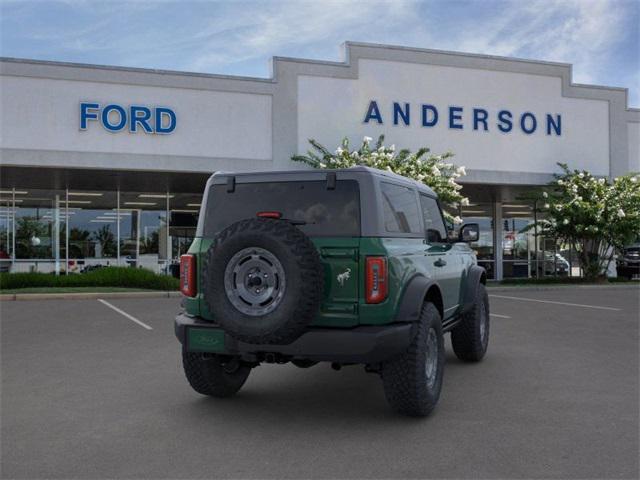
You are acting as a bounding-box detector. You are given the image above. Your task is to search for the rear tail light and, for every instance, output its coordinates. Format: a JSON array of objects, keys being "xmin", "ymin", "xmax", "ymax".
[
  {"xmin": 180, "ymin": 254, "xmax": 196, "ymax": 297},
  {"xmin": 365, "ymin": 256, "xmax": 388, "ymax": 304}
]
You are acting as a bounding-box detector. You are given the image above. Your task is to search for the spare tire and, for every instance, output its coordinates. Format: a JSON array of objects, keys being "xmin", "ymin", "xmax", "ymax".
[{"xmin": 201, "ymin": 218, "xmax": 324, "ymax": 345}]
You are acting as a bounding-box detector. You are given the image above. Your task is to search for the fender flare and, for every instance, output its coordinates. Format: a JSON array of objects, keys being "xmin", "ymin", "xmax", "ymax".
[
  {"xmin": 394, "ymin": 274, "xmax": 443, "ymax": 322},
  {"xmin": 460, "ymin": 265, "xmax": 487, "ymax": 314}
]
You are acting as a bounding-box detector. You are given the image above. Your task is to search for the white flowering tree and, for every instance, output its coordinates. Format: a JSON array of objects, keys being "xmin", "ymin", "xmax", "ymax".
[
  {"xmin": 536, "ymin": 163, "xmax": 640, "ymax": 280},
  {"xmin": 292, "ymin": 135, "xmax": 469, "ymax": 223}
]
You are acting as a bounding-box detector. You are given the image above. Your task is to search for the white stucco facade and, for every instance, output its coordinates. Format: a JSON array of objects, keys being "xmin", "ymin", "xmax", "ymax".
[
  {"xmin": 0, "ymin": 42, "xmax": 637, "ymax": 279},
  {"xmin": 1, "ymin": 41, "xmax": 638, "ymax": 182}
]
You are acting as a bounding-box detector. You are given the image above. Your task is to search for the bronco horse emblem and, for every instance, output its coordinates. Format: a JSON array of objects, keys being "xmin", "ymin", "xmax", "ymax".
[{"xmin": 336, "ymin": 268, "xmax": 351, "ymax": 286}]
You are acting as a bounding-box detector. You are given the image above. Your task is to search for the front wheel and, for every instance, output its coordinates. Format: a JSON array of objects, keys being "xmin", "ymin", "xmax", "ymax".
[
  {"xmin": 381, "ymin": 302, "xmax": 445, "ymax": 417},
  {"xmin": 182, "ymin": 350, "xmax": 251, "ymax": 398}
]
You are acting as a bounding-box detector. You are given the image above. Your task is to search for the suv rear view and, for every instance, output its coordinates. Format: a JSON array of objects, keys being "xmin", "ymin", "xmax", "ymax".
[{"xmin": 176, "ymin": 167, "xmax": 489, "ymax": 416}]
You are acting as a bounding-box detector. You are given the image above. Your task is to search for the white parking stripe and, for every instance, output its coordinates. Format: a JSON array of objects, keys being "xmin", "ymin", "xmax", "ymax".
[
  {"xmin": 490, "ymin": 313, "xmax": 511, "ymax": 319},
  {"xmin": 97, "ymin": 299, "xmax": 153, "ymax": 330},
  {"xmin": 489, "ymin": 294, "xmax": 621, "ymax": 311}
]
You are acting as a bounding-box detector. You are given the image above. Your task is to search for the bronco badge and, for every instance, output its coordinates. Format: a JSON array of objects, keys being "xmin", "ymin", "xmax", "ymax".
[{"xmin": 337, "ymin": 268, "xmax": 351, "ymax": 286}]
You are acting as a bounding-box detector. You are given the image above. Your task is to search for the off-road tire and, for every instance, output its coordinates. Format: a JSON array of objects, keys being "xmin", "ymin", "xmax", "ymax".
[
  {"xmin": 451, "ymin": 283, "xmax": 490, "ymax": 362},
  {"xmin": 182, "ymin": 350, "xmax": 251, "ymax": 397},
  {"xmin": 201, "ymin": 218, "xmax": 324, "ymax": 345},
  {"xmin": 381, "ymin": 302, "xmax": 445, "ymax": 417}
]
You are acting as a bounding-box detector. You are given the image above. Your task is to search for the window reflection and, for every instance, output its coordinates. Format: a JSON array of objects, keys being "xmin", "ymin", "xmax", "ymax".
[{"xmin": 460, "ymin": 203, "xmax": 495, "ymax": 279}]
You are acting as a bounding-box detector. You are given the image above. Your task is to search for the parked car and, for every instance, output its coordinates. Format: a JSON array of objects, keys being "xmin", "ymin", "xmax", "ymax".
[
  {"xmin": 537, "ymin": 252, "xmax": 570, "ymax": 276},
  {"xmin": 0, "ymin": 249, "xmax": 11, "ymax": 273},
  {"xmin": 617, "ymin": 242, "xmax": 640, "ymax": 280},
  {"xmin": 175, "ymin": 167, "xmax": 490, "ymax": 417}
]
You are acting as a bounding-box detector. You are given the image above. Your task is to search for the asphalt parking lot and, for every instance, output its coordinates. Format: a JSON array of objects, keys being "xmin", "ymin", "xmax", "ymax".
[{"xmin": 1, "ymin": 286, "xmax": 638, "ymax": 479}]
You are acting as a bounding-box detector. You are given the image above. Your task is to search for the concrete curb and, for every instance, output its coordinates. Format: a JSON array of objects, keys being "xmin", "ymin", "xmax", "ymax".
[{"xmin": 0, "ymin": 291, "xmax": 182, "ymax": 301}]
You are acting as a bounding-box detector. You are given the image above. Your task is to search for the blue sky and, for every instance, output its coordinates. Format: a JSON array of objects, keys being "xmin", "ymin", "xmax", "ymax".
[{"xmin": 1, "ymin": 0, "xmax": 639, "ymax": 106}]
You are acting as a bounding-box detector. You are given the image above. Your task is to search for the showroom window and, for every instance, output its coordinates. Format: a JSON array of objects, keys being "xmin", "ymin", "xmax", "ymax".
[{"xmin": 459, "ymin": 202, "xmax": 495, "ymax": 280}]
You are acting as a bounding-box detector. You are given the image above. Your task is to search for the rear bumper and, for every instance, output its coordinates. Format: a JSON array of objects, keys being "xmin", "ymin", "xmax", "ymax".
[{"xmin": 175, "ymin": 313, "xmax": 414, "ymax": 364}]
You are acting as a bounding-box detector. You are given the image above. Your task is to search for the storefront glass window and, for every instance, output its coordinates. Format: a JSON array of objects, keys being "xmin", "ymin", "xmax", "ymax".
[
  {"xmin": 13, "ymin": 189, "xmax": 66, "ymax": 272},
  {"xmin": 66, "ymin": 190, "xmax": 118, "ymax": 273},
  {"xmin": 169, "ymin": 193, "xmax": 201, "ymax": 274},
  {"xmin": 0, "ymin": 192, "xmax": 16, "ymax": 272},
  {"xmin": 119, "ymin": 192, "xmax": 169, "ymax": 273},
  {"xmin": 502, "ymin": 203, "xmax": 535, "ymax": 278},
  {"xmin": 460, "ymin": 203, "xmax": 495, "ymax": 279}
]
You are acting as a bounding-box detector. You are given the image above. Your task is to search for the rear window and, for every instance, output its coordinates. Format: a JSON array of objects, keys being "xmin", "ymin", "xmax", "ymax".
[{"xmin": 203, "ymin": 180, "xmax": 360, "ymax": 237}]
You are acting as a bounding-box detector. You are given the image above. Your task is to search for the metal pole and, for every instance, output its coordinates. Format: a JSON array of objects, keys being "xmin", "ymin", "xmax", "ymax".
[
  {"xmin": 534, "ymin": 200, "xmax": 539, "ymax": 278},
  {"xmin": 54, "ymin": 193, "xmax": 60, "ymax": 275},
  {"xmin": 116, "ymin": 188, "xmax": 120, "ymax": 266},
  {"xmin": 11, "ymin": 188, "xmax": 16, "ymax": 264},
  {"xmin": 494, "ymin": 199, "xmax": 503, "ymax": 281},
  {"xmin": 166, "ymin": 191, "xmax": 171, "ymax": 273},
  {"xmin": 65, "ymin": 188, "xmax": 69, "ymax": 275}
]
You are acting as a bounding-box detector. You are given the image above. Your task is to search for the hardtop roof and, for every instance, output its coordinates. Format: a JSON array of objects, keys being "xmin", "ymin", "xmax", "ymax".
[{"xmin": 210, "ymin": 166, "xmax": 437, "ymax": 197}]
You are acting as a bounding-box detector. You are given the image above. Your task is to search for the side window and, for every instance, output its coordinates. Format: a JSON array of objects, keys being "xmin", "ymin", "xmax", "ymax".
[
  {"xmin": 380, "ymin": 182, "xmax": 421, "ymax": 234},
  {"xmin": 420, "ymin": 194, "xmax": 448, "ymax": 243}
]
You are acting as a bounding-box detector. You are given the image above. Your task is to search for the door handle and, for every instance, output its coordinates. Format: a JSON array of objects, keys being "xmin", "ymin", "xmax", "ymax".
[{"xmin": 434, "ymin": 258, "xmax": 447, "ymax": 267}]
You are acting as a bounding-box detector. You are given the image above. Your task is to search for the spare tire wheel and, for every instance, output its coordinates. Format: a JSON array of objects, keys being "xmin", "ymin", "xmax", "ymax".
[{"xmin": 201, "ymin": 218, "xmax": 324, "ymax": 345}]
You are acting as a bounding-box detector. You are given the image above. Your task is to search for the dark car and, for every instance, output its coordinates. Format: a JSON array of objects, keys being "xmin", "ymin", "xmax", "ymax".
[{"xmin": 617, "ymin": 242, "xmax": 640, "ymax": 280}]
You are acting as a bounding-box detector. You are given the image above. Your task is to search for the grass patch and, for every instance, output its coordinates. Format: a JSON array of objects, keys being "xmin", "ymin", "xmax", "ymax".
[{"xmin": 0, "ymin": 267, "xmax": 179, "ymax": 291}]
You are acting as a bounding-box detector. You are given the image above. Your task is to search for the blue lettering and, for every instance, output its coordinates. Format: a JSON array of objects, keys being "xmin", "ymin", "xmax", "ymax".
[
  {"xmin": 393, "ymin": 102, "xmax": 410, "ymax": 126},
  {"xmin": 80, "ymin": 102, "xmax": 99, "ymax": 130},
  {"xmin": 101, "ymin": 104, "xmax": 127, "ymax": 132},
  {"xmin": 473, "ymin": 108, "xmax": 488, "ymax": 131},
  {"xmin": 130, "ymin": 105, "xmax": 153, "ymax": 133},
  {"xmin": 546, "ymin": 114, "xmax": 561, "ymax": 136},
  {"xmin": 497, "ymin": 110, "xmax": 513, "ymax": 133},
  {"xmin": 449, "ymin": 106, "xmax": 463, "ymax": 129},
  {"xmin": 155, "ymin": 107, "xmax": 176, "ymax": 134},
  {"xmin": 364, "ymin": 100, "xmax": 383, "ymax": 124},
  {"xmin": 421, "ymin": 104, "xmax": 438, "ymax": 127},
  {"xmin": 520, "ymin": 112, "xmax": 537, "ymax": 134}
]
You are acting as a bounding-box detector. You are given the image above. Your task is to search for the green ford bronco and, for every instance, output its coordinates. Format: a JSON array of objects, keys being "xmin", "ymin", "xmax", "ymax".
[{"xmin": 175, "ymin": 167, "xmax": 490, "ymax": 416}]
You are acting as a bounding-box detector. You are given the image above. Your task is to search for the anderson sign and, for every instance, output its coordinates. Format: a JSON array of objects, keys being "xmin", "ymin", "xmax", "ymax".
[{"xmin": 363, "ymin": 100, "xmax": 562, "ymax": 136}]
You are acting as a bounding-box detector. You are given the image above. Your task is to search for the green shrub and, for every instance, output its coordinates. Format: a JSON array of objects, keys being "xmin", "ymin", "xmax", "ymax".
[{"xmin": 0, "ymin": 267, "xmax": 179, "ymax": 291}]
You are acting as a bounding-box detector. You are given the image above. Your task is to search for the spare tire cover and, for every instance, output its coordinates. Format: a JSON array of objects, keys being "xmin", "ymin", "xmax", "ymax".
[{"xmin": 201, "ymin": 218, "xmax": 324, "ymax": 345}]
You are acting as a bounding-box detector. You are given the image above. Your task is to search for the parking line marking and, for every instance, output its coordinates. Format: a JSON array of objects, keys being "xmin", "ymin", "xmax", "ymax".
[
  {"xmin": 490, "ymin": 313, "xmax": 511, "ymax": 319},
  {"xmin": 97, "ymin": 299, "xmax": 153, "ymax": 330},
  {"xmin": 489, "ymin": 294, "xmax": 621, "ymax": 311}
]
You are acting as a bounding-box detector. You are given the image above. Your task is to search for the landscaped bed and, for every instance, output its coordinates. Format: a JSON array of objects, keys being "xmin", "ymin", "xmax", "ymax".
[{"xmin": 0, "ymin": 267, "xmax": 179, "ymax": 291}]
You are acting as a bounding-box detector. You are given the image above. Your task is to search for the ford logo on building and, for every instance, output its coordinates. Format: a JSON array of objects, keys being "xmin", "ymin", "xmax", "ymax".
[{"xmin": 80, "ymin": 102, "xmax": 176, "ymax": 134}]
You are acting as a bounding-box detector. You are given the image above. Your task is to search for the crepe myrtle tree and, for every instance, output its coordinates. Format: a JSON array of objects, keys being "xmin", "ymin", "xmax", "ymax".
[
  {"xmin": 535, "ymin": 163, "xmax": 640, "ymax": 280},
  {"xmin": 292, "ymin": 135, "xmax": 469, "ymax": 224}
]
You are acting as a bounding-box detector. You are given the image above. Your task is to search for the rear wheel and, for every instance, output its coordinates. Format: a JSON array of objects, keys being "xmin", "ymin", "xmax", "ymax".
[
  {"xmin": 451, "ymin": 283, "xmax": 490, "ymax": 362},
  {"xmin": 182, "ymin": 350, "xmax": 251, "ymax": 398},
  {"xmin": 381, "ymin": 302, "xmax": 444, "ymax": 417}
]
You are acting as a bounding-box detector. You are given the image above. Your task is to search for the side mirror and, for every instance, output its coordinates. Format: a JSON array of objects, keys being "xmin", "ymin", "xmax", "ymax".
[{"xmin": 458, "ymin": 223, "xmax": 479, "ymax": 242}]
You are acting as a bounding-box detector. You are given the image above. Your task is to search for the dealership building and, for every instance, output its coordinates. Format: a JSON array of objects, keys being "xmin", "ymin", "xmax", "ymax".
[{"xmin": 1, "ymin": 42, "xmax": 638, "ymax": 279}]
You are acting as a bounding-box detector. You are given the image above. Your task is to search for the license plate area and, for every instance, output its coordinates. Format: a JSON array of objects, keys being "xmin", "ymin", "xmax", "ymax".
[{"xmin": 186, "ymin": 327, "xmax": 225, "ymax": 353}]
